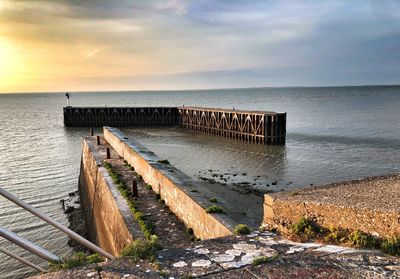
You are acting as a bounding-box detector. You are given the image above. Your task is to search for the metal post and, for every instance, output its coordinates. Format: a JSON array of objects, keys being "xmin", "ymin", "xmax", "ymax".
[
  {"xmin": 97, "ymin": 136, "xmax": 100, "ymax": 145},
  {"xmin": 0, "ymin": 247, "xmax": 47, "ymax": 273},
  {"xmin": 106, "ymin": 148, "xmax": 111, "ymax": 159},
  {"xmin": 0, "ymin": 227, "xmax": 60, "ymax": 262},
  {"xmin": 0, "ymin": 187, "xmax": 115, "ymax": 260},
  {"xmin": 90, "ymin": 128, "xmax": 94, "ymax": 136},
  {"xmin": 131, "ymin": 180, "xmax": 138, "ymax": 197}
]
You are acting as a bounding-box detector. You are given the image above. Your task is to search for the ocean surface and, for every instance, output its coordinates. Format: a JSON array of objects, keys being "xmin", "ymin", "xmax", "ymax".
[{"xmin": 1, "ymin": 86, "xmax": 400, "ymax": 278}]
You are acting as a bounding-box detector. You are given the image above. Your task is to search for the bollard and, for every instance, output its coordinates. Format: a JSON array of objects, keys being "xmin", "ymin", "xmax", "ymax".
[
  {"xmin": 106, "ymin": 148, "xmax": 110, "ymax": 159},
  {"xmin": 96, "ymin": 136, "xmax": 100, "ymax": 145},
  {"xmin": 131, "ymin": 180, "xmax": 138, "ymax": 197},
  {"xmin": 90, "ymin": 128, "xmax": 94, "ymax": 136}
]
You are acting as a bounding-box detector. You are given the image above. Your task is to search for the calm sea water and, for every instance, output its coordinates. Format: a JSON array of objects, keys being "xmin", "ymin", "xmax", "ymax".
[{"xmin": 1, "ymin": 86, "xmax": 400, "ymax": 278}]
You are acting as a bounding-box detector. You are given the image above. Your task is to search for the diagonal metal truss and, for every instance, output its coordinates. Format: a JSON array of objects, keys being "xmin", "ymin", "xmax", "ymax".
[{"xmin": 177, "ymin": 107, "xmax": 286, "ymax": 145}]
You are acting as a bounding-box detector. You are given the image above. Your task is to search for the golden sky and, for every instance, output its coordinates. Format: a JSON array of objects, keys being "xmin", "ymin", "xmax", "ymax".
[{"xmin": 0, "ymin": 0, "xmax": 399, "ymax": 93}]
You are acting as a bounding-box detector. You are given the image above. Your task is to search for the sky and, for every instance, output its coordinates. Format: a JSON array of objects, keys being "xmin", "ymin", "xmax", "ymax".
[{"xmin": 0, "ymin": 0, "xmax": 399, "ymax": 93}]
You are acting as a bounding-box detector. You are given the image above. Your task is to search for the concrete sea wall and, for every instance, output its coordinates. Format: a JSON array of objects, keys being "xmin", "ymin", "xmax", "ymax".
[
  {"xmin": 79, "ymin": 138, "xmax": 139, "ymax": 256},
  {"xmin": 263, "ymin": 175, "xmax": 400, "ymax": 238},
  {"xmin": 103, "ymin": 127, "xmax": 235, "ymax": 239}
]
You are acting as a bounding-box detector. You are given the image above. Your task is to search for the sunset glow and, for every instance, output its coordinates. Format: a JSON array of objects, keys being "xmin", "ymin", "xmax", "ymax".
[{"xmin": 0, "ymin": 0, "xmax": 399, "ymax": 93}]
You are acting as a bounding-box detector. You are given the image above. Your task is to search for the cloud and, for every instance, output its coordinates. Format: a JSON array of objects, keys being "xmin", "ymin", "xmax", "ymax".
[{"xmin": 0, "ymin": 0, "xmax": 400, "ymax": 92}]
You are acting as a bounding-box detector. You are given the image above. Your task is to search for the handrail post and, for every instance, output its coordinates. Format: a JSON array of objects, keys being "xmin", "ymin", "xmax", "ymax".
[
  {"xmin": 0, "ymin": 187, "xmax": 115, "ymax": 260},
  {"xmin": 0, "ymin": 247, "xmax": 47, "ymax": 273}
]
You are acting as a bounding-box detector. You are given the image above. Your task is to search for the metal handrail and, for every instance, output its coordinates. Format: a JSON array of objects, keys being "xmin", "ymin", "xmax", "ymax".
[
  {"xmin": 0, "ymin": 187, "xmax": 115, "ymax": 261},
  {"xmin": 0, "ymin": 247, "xmax": 47, "ymax": 273}
]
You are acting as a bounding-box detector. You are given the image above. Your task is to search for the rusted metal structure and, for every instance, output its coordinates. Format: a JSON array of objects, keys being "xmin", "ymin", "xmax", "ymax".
[
  {"xmin": 177, "ymin": 107, "xmax": 286, "ymax": 145},
  {"xmin": 63, "ymin": 106, "xmax": 286, "ymax": 145}
]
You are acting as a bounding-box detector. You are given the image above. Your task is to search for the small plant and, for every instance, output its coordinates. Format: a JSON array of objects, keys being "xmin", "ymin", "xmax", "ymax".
[
  {"xmin": 324, "ymin": 226, "xmax": 347, "ymax": 243},
  {"xmin": 234, "ymin": 224, "xmax": 251, "ymax": 235},
  {"xmin": 349, "ymin": 230, "xmax": 380, "ymax": 248},
  {"xmin": 49, "ymin": 253, "xmax": 103, "ymax": 271},
  {"xmin": 190, "ymin": 189, "xmax": 198, "ymax": 193},
  {"xmin": 210, "ymin": 198, "xmax": 218, "ymax": 203},
  {"xmin": 155, "ymin": 193, "xmax": 161, "ymax": 200},
  {"xmin": 252, "ymin": 255, "xmax": 274, "ymax": 266},
  {"xmin": 157, "ymin": 159, "xmax": 170, "ymax": 165},
  {"xmin": 206, "ymin": 205, "xmax": 225, "ymax": 214},
  {"xmin": 381, "ymin": 236, "xmax": 400, "ymax": 256},
  {"xmin": 129, "ymin": 166, "xmax": 135, "ymax": 171},
  {"xmin": 137, "ymin": 174, "xmax": 142, "ymax": 180},
  {"xmin": 290, "ymin": 217, "xmax": 321, "ymax": 238},
  {"xmin": 146, "ymin": 184, "xmax": 153, "ymax": 190},
  {"xmin": 121, "ymin": 236, "xmax": 160, "ymax": 261}
]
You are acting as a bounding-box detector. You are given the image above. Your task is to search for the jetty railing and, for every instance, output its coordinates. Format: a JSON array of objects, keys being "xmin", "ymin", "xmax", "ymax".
[{"xmin": 0, "ymin": 187, "xmax": 114, "ymax": 273}]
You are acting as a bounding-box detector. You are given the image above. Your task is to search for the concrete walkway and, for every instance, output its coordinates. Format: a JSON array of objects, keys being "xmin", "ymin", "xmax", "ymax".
[{"xmin": 31, "ymin": 231, "xmax": 400, "ymax": 279}]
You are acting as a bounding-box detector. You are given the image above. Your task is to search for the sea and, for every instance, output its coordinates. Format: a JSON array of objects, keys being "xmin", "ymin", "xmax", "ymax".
[{"xmin": 1, "ymin": 86, "xmax": 400, "ymax": 278}]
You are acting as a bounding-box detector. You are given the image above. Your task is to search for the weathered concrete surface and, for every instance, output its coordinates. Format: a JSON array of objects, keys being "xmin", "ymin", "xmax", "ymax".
[
  {"xmin": 104, "ymin": 127, "xmax": 235, "ymax": 240},
  {"xmin": 263, "ymin": 174, "xmax": 400, "ymax": 237},
  {"xmin": 79, "ymin": 137, "xmax": 142, "ymax": 256},
  {"xmin": 30, "ymin": 230, "xmax": 400, "ymax": 279}
]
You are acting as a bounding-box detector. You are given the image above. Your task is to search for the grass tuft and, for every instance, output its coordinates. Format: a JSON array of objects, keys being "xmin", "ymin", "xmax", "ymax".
[
  {"xmin": 290, "ymin": 217, "xmax": 321, "ymax": 238},
  {"xmin": 205, "ymin": 205, "xmax": 225, "ymax": 214},
  {"xmin": 49, "ymin": 252, "xmax": 103, "ymax": 271},
  {"xmin": 234, "ymin": 224, "xmax": 251, "ymax": 235},
  {"xmin": 209, "ymin": 198, "xmax": 218, "ymax": 203},
  {"xmin": 252, "ymin": 255, "xmax": 274, "ymax": 266},
  {"xmin": 381, "ymin": 236, "xmax": 400, "ymax": 256},
  {"xmin": 120, "ymin": 235, "xmax": 161, "ymax": 261}
]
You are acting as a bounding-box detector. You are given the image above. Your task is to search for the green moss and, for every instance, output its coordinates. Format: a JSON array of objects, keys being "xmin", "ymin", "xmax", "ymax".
[
  {"xmin": 49, "ymin": 252, "xmax": 103, "ymax": 271},
  {"xmin": 381, "ymin": 236, "xmax": 400, "ymax": 256},
  {"xmin": 104, "ymin": 161, "xmax": 155, "ymax": 241},
  {"xmin": 190, "ymin": 189, "xmax": 198, "ymax": 193},
  {"xmin": 205, "ymin": 205, "xmax": 225, "ymax": 214},
  {"xmin": 146, "ymin": 184, "xmax": 153, "ymax": 190},
  {"xmin": 234, "ymin": 224, "xmax": 251, "ymax": 235},
  {"xmin": 120, "ymin": 236, "xmax": 160, "ymax": 261},
  {"xmin": 157, "ymin": 159, "xmax": 170, "ymax": 165},
  {"xmin": 209, "ymin": 198, "xmax": 218, "ymax": 203},
  {"xmin": 252, "ymin": 255, "xmax": 274, "ymax": 266}
]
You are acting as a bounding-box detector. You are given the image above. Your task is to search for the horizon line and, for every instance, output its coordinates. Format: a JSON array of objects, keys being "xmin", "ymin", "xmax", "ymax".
[{"xmin": 1, "ymin": 84, "xmax": 399, "ymax": 95}]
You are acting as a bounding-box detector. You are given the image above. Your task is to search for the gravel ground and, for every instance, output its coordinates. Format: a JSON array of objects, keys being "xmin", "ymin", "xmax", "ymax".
[{"xmin": 271, "ymin": 173, "xmax": 400, "ymax": 212}]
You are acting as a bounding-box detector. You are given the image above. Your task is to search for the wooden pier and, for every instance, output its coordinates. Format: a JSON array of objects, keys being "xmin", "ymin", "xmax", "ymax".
[
  {"xmin": 64, "ymin": 106, "xmax": 286, "ymax": 145},
  {"xmin": 63, "ymin": 107, "xmax": 178, "ymax": 127},
  {"xmin": 177, "ymin": 107, "xmax": 286, "ymax": 145}
]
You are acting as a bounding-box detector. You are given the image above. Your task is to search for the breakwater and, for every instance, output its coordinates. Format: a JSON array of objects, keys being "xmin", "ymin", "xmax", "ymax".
[
  {"xmin": 103, "ymin": 127, "xmax": 236, "ymax": 239},
  {"xmin": 64, "ymin": 106, "xmax": 286, "ymax": 145}
]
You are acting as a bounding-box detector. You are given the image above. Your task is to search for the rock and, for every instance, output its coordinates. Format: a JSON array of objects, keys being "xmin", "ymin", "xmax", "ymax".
[
  {"xmin": 233, "ymin": 243, "xmax": 257, "ymax": 252},
  {"xmin": 68, "ymin": 192, "xmax": 76, "ymax": 197},
  {"xmin": 172, "ymin": 261, "xmax": 187, "ymax": 268},
  {"xmin": 192, "ymin": 259, "xmax": 212, "ymax": 267},
  {"xmin": 211, "ymin": 254, "xmax": 235, "ymax": 263},
  {"xmin": 225, "ymin": 249, "xmax": 242, "ymax": 256},
  {"xmin": 194, "ymin": 248, "xmax": 210, "ymax": 255}
]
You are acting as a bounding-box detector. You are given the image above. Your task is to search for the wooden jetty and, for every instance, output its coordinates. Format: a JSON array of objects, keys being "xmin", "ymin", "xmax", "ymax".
[
  {"xmin": 177, "ymin": 107, "xmax": 286, "ymax": 145},
  {"xmin": 63, "ymin": 107, "xmax": 178, "ymax": 127},
  {"xmin": 63, "ymin": 106, "xmax": 286, "ymax": 145}
]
